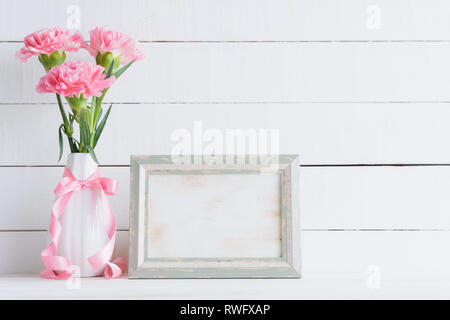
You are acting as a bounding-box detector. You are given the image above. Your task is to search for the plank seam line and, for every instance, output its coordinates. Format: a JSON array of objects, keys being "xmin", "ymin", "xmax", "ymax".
[
  {"xmin": 1, "ymin": 229, "xmax": 449, "ymax": 232},
  {"xmin": 301, "ymin": 164, "xmax": 450, "ymax": 167},
  {"xmin": 0, "ymin": 229, "xmax": 130, "ymax": 232},
  {"xmin": 2, "ymin": 164, "xmax": 450, "ymax": 168},
  {"xmin": 4, "ymin": 40, "xmax": 450, "ymax": 43},
  {"xmin": 3, "ymin": 101, "xmax": 450, "ymax": 105},
  {"xmin": 302, "ymin": 229, "xmax": 450, "ymax": 232}
]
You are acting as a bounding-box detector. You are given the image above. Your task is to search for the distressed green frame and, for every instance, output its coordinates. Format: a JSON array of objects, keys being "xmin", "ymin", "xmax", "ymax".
[{"xmin": 128, "ymin": 155, "xmax": 301, "ymax": 278}]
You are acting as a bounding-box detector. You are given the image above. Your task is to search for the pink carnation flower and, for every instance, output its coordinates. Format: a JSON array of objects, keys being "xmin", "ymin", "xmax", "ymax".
[
  {"xmin": 36, "ymin": 60, "xmax": 115, "ymax": 98},
  {"xmin": 16, "ymin": 28, "xmax": 84, "ymax": 62},
  {"xmin": 85, "ymin": 27, "xmax": 144, "ymax": 65}
]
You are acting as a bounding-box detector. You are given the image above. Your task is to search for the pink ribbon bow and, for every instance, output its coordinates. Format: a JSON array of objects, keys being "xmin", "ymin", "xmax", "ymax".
[{"xmin": 40, "ymin": 167, "xmax": 126, "ymax": 280}]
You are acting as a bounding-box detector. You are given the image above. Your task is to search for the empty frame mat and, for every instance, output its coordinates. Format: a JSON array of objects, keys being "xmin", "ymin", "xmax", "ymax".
[{"xmin": 146, "ymin": 173, "xmax": 282, "ymax": 258}]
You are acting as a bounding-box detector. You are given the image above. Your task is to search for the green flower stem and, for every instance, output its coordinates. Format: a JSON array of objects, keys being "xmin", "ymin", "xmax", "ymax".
[
  {"xmin": 56, "ymin": 94, "xmax": 77, "ymax": 153},
  {"xmin": 89, "ymin": 87, "xmax": 109, "ymax": 148},
  {"xmin": 89, "ymin": 99, "xmax": 98, "ymax": 148},
  {"xmin": 56, "ymin": 94, "xmax": 69, "ymax": 128}
]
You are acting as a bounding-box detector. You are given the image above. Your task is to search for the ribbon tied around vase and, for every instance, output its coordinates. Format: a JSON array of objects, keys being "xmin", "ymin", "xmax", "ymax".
[{"xmin": 40, "ymin": 167, "xmax": 126, "ymax": 280}]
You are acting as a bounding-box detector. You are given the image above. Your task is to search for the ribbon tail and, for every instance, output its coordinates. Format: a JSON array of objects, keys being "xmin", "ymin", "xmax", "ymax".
[
  {"xmin": 87, "ymin": 233, "xmax": 116, "ymax": 270},
  {"xmin": 104, "ymin": 257, "xmax": 127, "ymax": 279},
  {"xmin": 40, "ymin": 268, "xmax": 72, "ymax": 280},
  {"xmin": 40, "ymin": 192, "xmax": 74, "ymax": 279},
  {"xmin": 87, "ymin": 188, "xmax": 127, "ymax": 279}
]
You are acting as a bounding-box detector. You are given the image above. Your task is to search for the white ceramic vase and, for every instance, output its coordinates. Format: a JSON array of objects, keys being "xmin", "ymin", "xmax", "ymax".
[{"xmin": 55, "ymin": 153, "xmax": 109, "ymax": 277}]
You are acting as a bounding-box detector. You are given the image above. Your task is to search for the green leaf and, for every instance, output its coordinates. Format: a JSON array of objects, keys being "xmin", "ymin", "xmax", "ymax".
[
  {"xmin": 58, "ymin": 124, "xmax": 64, "ymax": 161},
  {"xmin": 93, "ymin": 104, "xmax": 112, "ymax": 148},
  {"xmin": 106, "ymin": 58, "xmax": 115, "ymax": 79},
  {"xmin": 92, "ymin": 96, "xmax": 103, "ymax": 128},
  {"xmin": 114, "ymin": 60, "xmax": 135, "ymax": 79},
  {"xmin": 69, "ymin": 137, "xmax": 79, "ymax": 153},
  {"xmin": 71, "ymin": 137, "xmax": 80, "ymax": 150},
  {"xmin": 95, "ymin": 108, "xmax": 103, "ymax": 128},
  {"xmin": 84, "ymin": 117, "xmax": 91, "ymax": 142},
  {"xmin": 87, "ymin": 145, "xmax": 99, "ymax": 164},
  {"xmin": 91, "ymin": 96, "xmax": 98, "ymax": 120}
]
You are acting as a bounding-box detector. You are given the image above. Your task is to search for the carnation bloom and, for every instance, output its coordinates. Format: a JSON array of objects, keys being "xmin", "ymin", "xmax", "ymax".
[
  {"xmin": 84, "ymin": 27, "xmax": 144, "ymax": 67},
  {"xmin": 36, "ymin": 60, "xmax": 115, "ymax": 99},
  {"xmin": 16, "ymin": 28, "xmax": 84, "ymax": 62}
]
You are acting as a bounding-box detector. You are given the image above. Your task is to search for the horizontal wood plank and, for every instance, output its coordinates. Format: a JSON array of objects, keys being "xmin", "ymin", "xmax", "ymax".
[
  {"xmin": 0, "ymin": 167, "xmax": 130, "ymax": 230},
  {"xmin": 2, "ymin": 103, "xmax": 450, "ymax": 166},
  {"xmin": 1, "ymin": 230, "xmax": 449, "ymax": 291},
  {"xmin": 2, "ymin": 166, "xmax": 450, "ymax": 230},
  {"xmin": 301, "ymin": 166, "xmax": 450, "ymax": 229},
  {"xmin": 2, "ymin": 0, "xmax": 450, "ymax": 41},
  {"xmin": 3, "ymin": 42, "xmax": 450, "ymax": 103}
]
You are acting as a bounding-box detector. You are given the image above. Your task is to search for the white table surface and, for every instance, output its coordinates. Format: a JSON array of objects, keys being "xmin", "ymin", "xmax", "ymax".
[{"xmin": 1, "ymin": 274, "xmax": 450, "ymax": 299}]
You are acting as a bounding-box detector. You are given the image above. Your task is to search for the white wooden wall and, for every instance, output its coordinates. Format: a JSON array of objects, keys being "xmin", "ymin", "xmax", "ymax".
[{"xmin": 1, "ymin": 0, "xmax": 450, "ymax": 297}]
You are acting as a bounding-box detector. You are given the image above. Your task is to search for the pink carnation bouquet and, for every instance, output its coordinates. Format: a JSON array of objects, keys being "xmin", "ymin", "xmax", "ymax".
[{"xmin": 17, "ymin": 27, "xmax": 143, "ymax": 161}]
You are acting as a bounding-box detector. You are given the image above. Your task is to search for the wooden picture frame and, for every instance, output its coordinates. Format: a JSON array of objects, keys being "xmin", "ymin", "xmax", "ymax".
[{"xmin": 128, "ymin": 155, "xmax": 301, "ymax": 278}]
